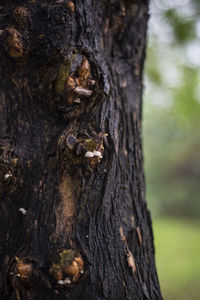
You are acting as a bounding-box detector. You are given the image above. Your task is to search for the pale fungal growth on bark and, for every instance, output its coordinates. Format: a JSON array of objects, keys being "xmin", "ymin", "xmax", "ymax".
[
  {"xmin": 57, "ymin": 280, "xmax": 64, "ymax": 285},
  {"xmin": 57, "ymin": 278, "xmax": 71, "ymax": 285},
  {"xmin": 85, "ymin": 151, "xmax": 94, "ymax": 158},
  {"xmin": 63, "ymin": 278, "xmax": 71, "ymax": 284},
  {"xmin": 74, "ymin": 98, "xmax": 81, "ymax": 103},
  {"xmin": 93, "ymin": 150, "xmax": 102, "ymax": 158},
  {"xmin": 4, "ymin": 173, "xmax": 12, "ymax": 180},
  {"xmin": 63, "ymin": 54, "xmax": 94, "ymax": 107},
  {"xmin": 89, "ymin": 80, "xmax": 95, "ymax": 86},
  {"xmin": 74, "ymin": 86, "xmax": 92, "ymax": 97},
  {"xmin": 19, "ymin": 208, "xmax": 27, "ymax": 215},
  {"xmin": 85, "ymin": 150, "xmax": 102, "ymax": 159}
]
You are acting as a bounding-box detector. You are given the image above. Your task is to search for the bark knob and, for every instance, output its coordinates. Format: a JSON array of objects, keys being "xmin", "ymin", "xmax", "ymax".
[
  {"xmin": 66, "ymin": 1, "xmax": 75, "ymax": 13},
  {"xmin": 49, "ymin": 249, "xmax": 84, "ymax": 284},
  {"xmin": 4, "ymin": 27, "xmax": 24, "ymax": 58},
  {"xmin": 16, "ymin": 260, "xmax": 33, "ymax": 279}
]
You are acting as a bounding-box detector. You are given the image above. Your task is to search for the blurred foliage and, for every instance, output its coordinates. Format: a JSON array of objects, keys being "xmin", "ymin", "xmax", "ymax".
[
  {"xmin": 144, "ymin": 1, "xmax": 200, "ymax": 300},
  {"xmin": 153, "ymin": 218, "xmax": 200, "ymax": 300},
  {"xmin": 164, "ymin": 9, "xmax": 196, "ymax": 44},
  {"xmin": 144, "ymin": 0, "xmax": 200, "ymax": 219}
]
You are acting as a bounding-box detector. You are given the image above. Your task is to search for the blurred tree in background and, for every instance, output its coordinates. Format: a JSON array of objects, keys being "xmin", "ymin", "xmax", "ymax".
[
  {"xmin": 144, "ymin": 1, "xmax": 200, "ymax": 299},
  {"xmin": 144, "ymin": 0, "xmax": 200, "ymax": 218}
]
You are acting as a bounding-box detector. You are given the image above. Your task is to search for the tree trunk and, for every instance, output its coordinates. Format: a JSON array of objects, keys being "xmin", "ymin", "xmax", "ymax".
[{"xmin": 0, "ymin": 0, "xmax": 162, "ymax": 299}]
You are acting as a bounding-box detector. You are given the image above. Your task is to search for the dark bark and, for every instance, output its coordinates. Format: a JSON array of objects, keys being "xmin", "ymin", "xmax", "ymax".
[{"xmin": 0, "ymin": 1, "xmax": 162, "ymax": 299}]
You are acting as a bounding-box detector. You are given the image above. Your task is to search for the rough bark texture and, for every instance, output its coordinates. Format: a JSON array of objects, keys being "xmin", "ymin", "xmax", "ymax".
[{"xmin": 0, "ymin": 1, "xmax": 162, "ymax": 299}]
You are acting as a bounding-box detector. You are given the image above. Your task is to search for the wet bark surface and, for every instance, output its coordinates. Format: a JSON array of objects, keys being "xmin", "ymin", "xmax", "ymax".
[{"xmin": 0, "ymin": 0, "xmax": 162, "ymax": 299}]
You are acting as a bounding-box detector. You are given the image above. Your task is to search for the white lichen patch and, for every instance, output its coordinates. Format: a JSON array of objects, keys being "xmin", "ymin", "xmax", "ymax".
[{"xmin": 19, "ymin": 208, "xmax": 27, "ymax": 215}]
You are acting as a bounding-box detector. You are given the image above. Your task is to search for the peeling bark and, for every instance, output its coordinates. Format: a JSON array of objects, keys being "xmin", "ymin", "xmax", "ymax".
[{"xmin": 0, "ymin": 0, "xmax": 162, "ymax": 299}]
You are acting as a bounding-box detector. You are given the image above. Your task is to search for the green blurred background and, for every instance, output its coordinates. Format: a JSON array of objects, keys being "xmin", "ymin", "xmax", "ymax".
[{"xmin": 143, "ymin": 0, "xmax": 200, "ymax": 299}]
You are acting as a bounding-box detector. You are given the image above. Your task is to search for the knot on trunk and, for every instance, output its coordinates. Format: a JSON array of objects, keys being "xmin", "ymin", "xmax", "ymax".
[
  {"xmin": 3, "ymin": 27, "xmax": 24, "ymax": 58},
  {"xmin": 49, "ymin": 249, "xmax": 84, "ymax": 285}
]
